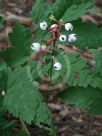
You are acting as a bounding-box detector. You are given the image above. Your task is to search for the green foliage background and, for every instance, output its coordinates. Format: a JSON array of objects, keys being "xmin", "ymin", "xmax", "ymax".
[{"xmin": 0, "ymin": 0, "xmax": 102, "ymax": 136}]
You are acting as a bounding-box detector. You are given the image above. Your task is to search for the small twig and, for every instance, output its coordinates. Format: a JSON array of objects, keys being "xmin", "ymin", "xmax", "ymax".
[
  {"xmin": 58, "ymin": 45, "xmax": 97, "ymax": 66},
  {"xmin": 48, "ymin": 103, "xmax": 62, "ymax": 111},
  {"xmin": 0, "ymin": 12, "xmax": 32, "ymax": 25},
  {"xmin": 19, "ymin": 117, "xmax": 31, "ymax": 136}
]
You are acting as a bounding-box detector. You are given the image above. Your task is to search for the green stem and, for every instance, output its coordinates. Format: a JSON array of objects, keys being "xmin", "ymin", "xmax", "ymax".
[
  {"xmin": 49, "ymin": 39, "xmax": 56, "ymax": 88},
  {"xmin": 20, "ymin": 117, "xmax": 31, "ymax": 136}
]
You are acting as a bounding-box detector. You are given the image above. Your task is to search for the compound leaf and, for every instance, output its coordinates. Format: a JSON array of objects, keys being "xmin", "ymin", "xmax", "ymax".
[
  {"xmin": 66, "ymin": 53, "xmax": 102, "ymax": 89},
  {"xmin": 4, "ymin": 67, "xmax": 54, "ymax": 132},
  {"xmin": 31, "ymin": 0, "xmax": 96, "ymax": 22}
]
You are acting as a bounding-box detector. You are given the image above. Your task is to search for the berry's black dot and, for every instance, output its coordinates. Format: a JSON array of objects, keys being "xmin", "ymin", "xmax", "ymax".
[
  {"xmin": 62, "ymin": 37, "xmax": 64, "ymax": 40},
  {"xmin": 54, "ymin": 66, "xmax": 57, "ymax": 69}
]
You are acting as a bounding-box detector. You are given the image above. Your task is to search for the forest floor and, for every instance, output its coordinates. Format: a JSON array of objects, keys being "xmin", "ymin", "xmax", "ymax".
[{"xmin": 0, "ymin": 0, "xmax": 102, "ymax": 136}]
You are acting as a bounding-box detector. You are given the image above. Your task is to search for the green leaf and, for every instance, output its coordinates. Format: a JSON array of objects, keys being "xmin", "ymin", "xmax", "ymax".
[
  {"xmin": 0, "ymin": 0, "xmax": 4, "ymax": 3},
  {"xmin": 59, "ymin": 53, "xmax": 102, "ymax": 89},
  {"xmin": 9, "ymin": 24, "xmax": 32, "ymax": 50},
  {"xmin": 0, "ymin": 16, "xmax": 4, "ymax": 28},
  {"xmin": 99, "ymin": 132, "xmax": 102, "ymax": 136},
  {"xmin": 29, "ymin": 60, "xmax": 43, "ymax": 82},
  {"xmin": 31, "ymin": 0, "xmax": 50, "ymax": 23},
  {"xmin": 72, "ymin": 20, "xmax": 102, "ymax": 49},
  {"xmin": 31, "ymin": 0, "xmax": 95, "ymax": 23},
  {"xmin": 59, "ymin": 87, "xmax": 102, "ymax": 115},
  {"xmin": 91, "ymin": 49, "xmax": 102, "ymax": 76},
  {"xmin": 0, "ymin": 24, "xmax": 32, "ymax": 67},
  {"xmin": 62, "ymin": 0, "xmax": 96, "ymax": 22},
  {"xmin": 4, "ymin": 67, "xmax": 54, "ymax": 133},
  {"xmin": 47, "ymin": 0, "xmax": 95, "ymax": 21},
  {"xmin": 0, "ymin": 61, "xmax": 8, "ymax": 91},
  {"xmin": 0, "ymin": 79, "xmax": 27, "ymax": 136},
  {"xmin": 31, "ymin": 49, "xmax": 102, "ymax": 89},
  {"xmin": 0, "ymin": 110, "xmax": 27, "ymax": 136}
]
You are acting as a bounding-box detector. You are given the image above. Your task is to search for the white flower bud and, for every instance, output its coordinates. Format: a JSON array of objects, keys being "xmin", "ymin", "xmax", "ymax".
[
  {"xmin": 40, "ymin": 21, "xmax": 48, "ymax": 30},
  {"xmin": 59, "ymin": 35, "xmax": 67, "ymax": 42},
  {"xmin": 41, "ymin": 44, "xmax": 46, "ymax": 49},
  {"xmin": 49, "ymin": 15, "xmax": 56, "ymax": 21},
  {"xmin": 65, "ymin": 23, "xmax": 73, "ymax": 31},
  {"xmin": 54, "ymin": 62, "xmax": 62, "ymax": 71},
  {"xmin": 31, "ymin": 43, "xmax": 41, "ymax": 51},
  {"xmin": 68, "ymin": 34, "xmax": 77, "ymax": 42}
]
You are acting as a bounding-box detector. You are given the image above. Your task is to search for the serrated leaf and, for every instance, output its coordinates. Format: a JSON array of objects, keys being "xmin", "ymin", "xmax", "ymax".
[
  {"xmin": 0, "ymin": 24, "xmax": 32, "ymax": 67},
  {"xmin": 31, "ymin": 0, "xmax": 95, "ymax": 23},
  {"xmin": 59, "ymin": 87, "xmax": 102, "ymax": 115},
  {"xmin": 0, "ymin": 83, "xmax": 27, "ymax": 136},
  {"xmin": 47, "ymin": 0, "xmax": 95, "ymax": 21},
  {"xmin": 4, "ymin": 67, "xmax": 54, "ymax": 132},
  {"xmin": 72, "ymin": 20, "xmax": 102, "ymax": 49},
  {"xmin": 62, "ymin": 0, "xmax": 95, "ymax": 22},
  {"xmin": 67, "ymin": 53, "xmax": 102, "ymax": 89}
]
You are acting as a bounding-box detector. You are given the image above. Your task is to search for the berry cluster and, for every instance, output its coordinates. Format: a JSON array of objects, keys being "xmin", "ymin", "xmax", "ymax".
[
  {"xmin": 40, "ymin": 21, "xmax": 77, "ymax": 43},
  {"xmin": 31, "ymin": 17, "xmax": 77, "ymax": 71}
]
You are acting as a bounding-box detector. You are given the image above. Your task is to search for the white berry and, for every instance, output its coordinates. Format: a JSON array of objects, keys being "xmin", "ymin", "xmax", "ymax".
[
  {"xmin": 50, "ymin": 24, "xmax": 58, "ymax": 28},
  {"xmin": 40, "ymin": 21, "xmax": 48, "ymax": 30},
  {"xmin": 59, "ymin": 35, "xmax": 67, "ymax": 42},
  {"xmin": 91, "ymin": 60, "xmax": 96, "ymax": 66},
  {"xmin": 54, "ymin": 62, "xmax": 62, "ymax": 71},
  {"xmin": 31, "ymin": 43, "xmax": 41, "ymax": 51},
  {"xmin": 68, "ymin": 34, "xmax": 77, "ymax": 42},
  {"xmin": 65, "ymin": 23, "xmax": 73, "ymax": 31},
  {"xmin": 1, "ymin": 90, "xmax": 5, "ymax": 96}
]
